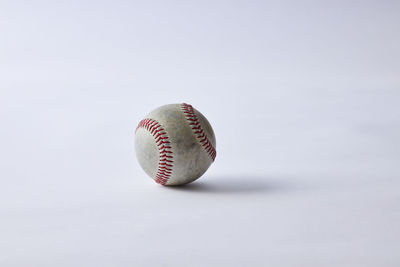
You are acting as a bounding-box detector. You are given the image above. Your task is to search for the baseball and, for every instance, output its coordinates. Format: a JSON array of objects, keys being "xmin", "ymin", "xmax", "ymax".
[{"xmin": 134, "ymin": 103, "xmax": 217, "ymax": 186}]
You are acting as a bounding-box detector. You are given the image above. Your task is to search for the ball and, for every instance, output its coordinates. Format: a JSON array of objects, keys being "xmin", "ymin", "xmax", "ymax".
[{"xmin": 134, "ymin": 103, "xmax": 216, "ymax": 185}]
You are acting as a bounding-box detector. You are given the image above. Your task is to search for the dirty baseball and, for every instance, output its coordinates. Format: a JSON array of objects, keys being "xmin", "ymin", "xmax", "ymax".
[{"xmin": 134, "ymin": 103, "xmax": 216, "ymax": 186}]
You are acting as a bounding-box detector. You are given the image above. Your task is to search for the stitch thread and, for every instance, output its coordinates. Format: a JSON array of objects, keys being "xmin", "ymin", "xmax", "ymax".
[
  {"xmin": 136, "ymin": 118, "xmax": 173, "ymax": 185},
  {"xmin": 181, "ymin": 103, "xmax": 216, "ymax": 161}
]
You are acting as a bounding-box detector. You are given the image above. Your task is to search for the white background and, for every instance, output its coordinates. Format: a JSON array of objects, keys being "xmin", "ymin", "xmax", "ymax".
[{"xmin": 1, "ymin": 1, "xmax": 399, "ymax": 266}]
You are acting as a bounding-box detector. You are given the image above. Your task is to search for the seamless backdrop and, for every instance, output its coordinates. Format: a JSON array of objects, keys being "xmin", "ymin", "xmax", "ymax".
[{"xmin": 1, "ymin": 1, "xmax": 399, "ymax": 266}]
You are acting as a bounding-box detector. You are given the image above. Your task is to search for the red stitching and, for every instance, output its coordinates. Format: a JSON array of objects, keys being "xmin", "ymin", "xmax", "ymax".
[
  {"xmin": 135, "ymin": 118, "xmax": 173, "ymax": 185},
  {"xmin": 181, "ymin": 103, "xmax": 216, "ymax": 161}
]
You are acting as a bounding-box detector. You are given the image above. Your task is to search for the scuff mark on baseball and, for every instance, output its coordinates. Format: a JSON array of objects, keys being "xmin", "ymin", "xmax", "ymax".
[{"xmin": 134, "ymin": 103, "xmax": 216, "ymax": 186}]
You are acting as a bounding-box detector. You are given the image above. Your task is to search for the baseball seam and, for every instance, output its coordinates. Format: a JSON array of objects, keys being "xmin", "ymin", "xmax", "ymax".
[
  {"xmin": 135, "ymin": 118, "xmax": 173, "ymax": 185},
  {"xmin": 181, "ymin": 103, "xmax": 216, "ymax": 161}
]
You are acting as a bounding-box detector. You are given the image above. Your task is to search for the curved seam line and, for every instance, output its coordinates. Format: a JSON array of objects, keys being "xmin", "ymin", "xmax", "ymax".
[
  {"xmin": 135, "ymin": 118, "xmax": 173, "ymax": 185},
  {"xmin": 181, "ymin": 103, "xmax": 216, "ymax": 161}
]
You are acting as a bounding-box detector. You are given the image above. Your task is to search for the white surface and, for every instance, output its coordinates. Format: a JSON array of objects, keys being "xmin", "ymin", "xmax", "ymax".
[{"xmin": 1, "ymin": 1, "xmax": 399, "ymax": 266}]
